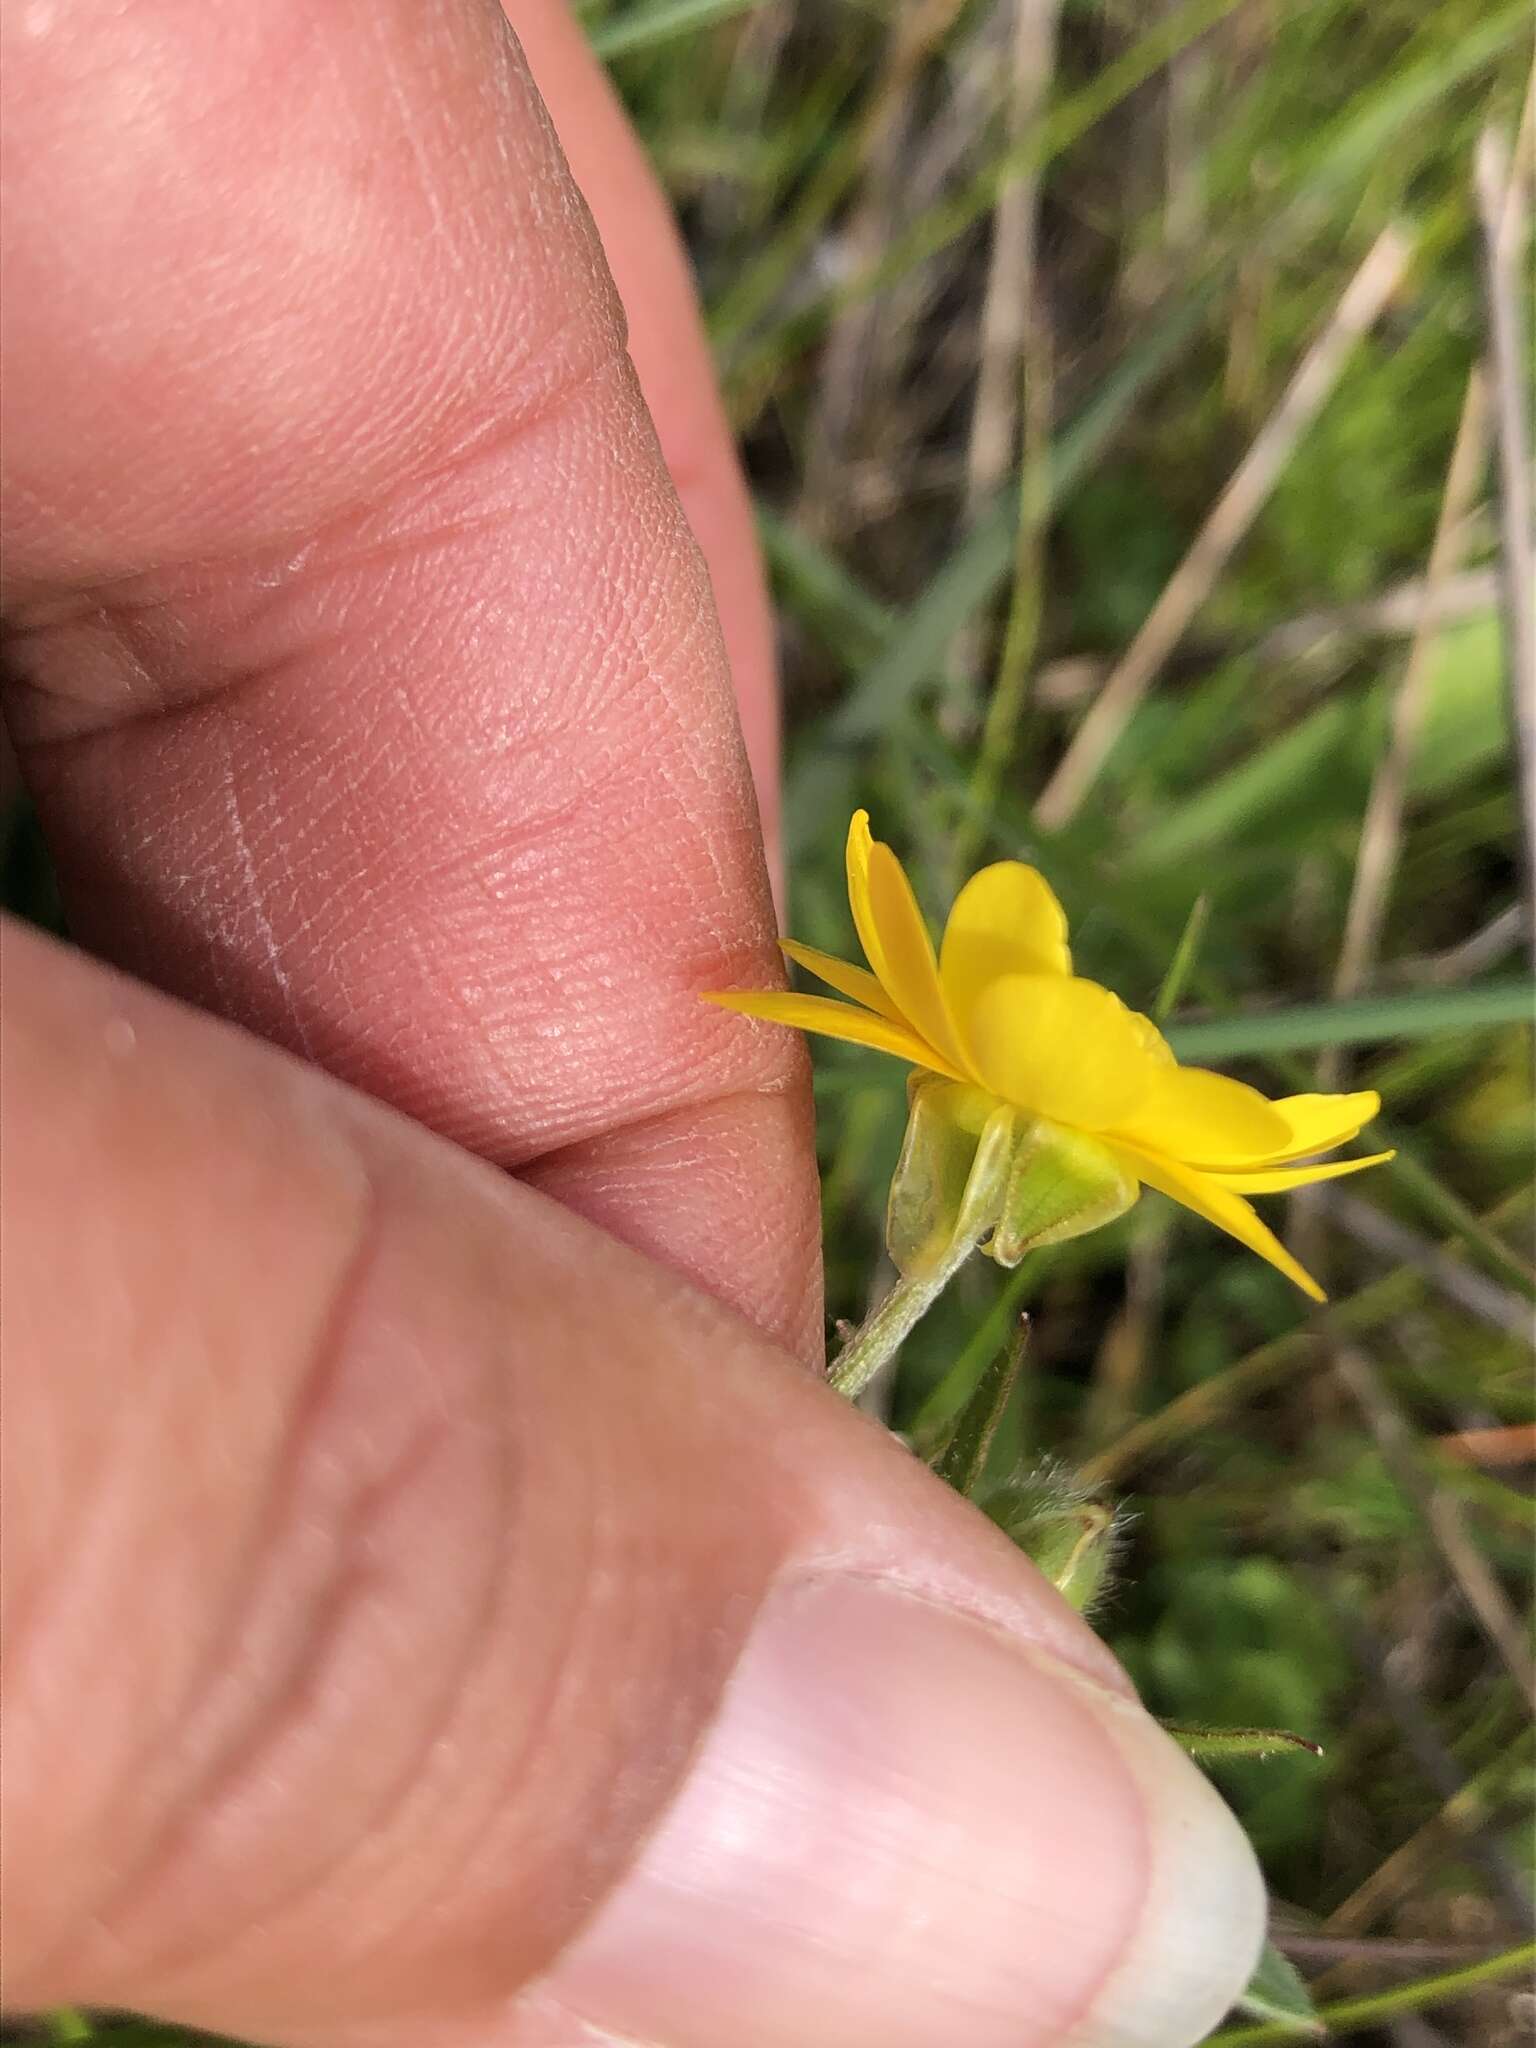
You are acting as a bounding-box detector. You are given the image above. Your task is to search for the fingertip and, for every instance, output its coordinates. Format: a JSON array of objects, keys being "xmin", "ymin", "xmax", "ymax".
[{"xmin": 538, "ymin": 1575, "xmax": 1266, "ymax": 2048}]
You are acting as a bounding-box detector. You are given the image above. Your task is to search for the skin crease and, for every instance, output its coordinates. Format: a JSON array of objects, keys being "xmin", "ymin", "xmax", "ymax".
[
  {"xmin": 3, "ymin": 919, "xmax": 1137, "ymax": 2039},
  {"xmin": 2, "ymin": 0, "xmax": 815, "ymax": 1363},
  {"xmin": 0, "ymin": 6, "xmax": 1247, "ymax": 2044}
]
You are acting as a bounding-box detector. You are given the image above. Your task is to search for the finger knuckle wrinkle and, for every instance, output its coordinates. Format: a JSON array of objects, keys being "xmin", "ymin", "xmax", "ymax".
[{"xmin": 44, "ymin": 1184, "xmax": 513, "ymax": 1999}]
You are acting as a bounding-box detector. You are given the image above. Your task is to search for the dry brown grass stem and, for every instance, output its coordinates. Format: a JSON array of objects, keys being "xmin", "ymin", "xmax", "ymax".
[
  {"xmin": 1325, "ymin": 1193, "xmax": 1533, "ymax": 1341},
  {"xmin": 1390, "ymin": 902, "xmax": 1528, "ymax": 985},
  {"xmin": 1034, "ymin": 567, "xmax": 1501, "ymax": 706},
  {"xmin": 1331, "ymin": 1342, "xmax": 1536, "ymax": 1717},
  {"xmin": 795, "ymin": 0, "xmax": 965, "ymax": 540},
  {"xmin": 945, "ymin": 0, "xmax": 1062, "ymax": 745},
  {"xmin": 1294, "ymin": 370, "xmax": 1489, "ymax": 1290},
  {"xmin": 1317, "ymin": 371, "xmax": 1492, "ymax": 1096},
  {"xmin": 1081, "ymin": 1218, "xmax": 1169, "ymax": 1451},
  {"xmin": 1324, "ymin": 1732, "xmax": 1534, "ymax": 1938},
  {"xmin": 1033, "ymin": 222, "xmax": 1415, "ymax": 831},
  {"xmin": 1475, "ymin": 119, "xmax": 1536, "ymax": 958},
  {"xmin": 963, "ymin": 0, "xmax": 1062, "ymax": 519}
]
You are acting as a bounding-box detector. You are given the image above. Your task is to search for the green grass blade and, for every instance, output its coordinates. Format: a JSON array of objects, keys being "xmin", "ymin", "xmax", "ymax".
[
  {"xmin": 1164, "ymin": 981, "xmax": 1534, "ymax": 1061},
  {"xmin": 1152, "ymin": 894, "xmax": 1211, "ymax": 1023},
  {"xmin": 45, "ymin": 2016, "xmax": 94, "ymax": 2044},
  {"xmin": 1281, "ymin": 1, "xmax": 1532, "ymax": 204},
  {"xmin": 757, "ymin": 504, "xmax": 891, "ymax": 664},
  {"xmin": 911, "ymin": 1260, "xmax": 1038, "ymax": 1441},
  {"xmin": 831, "ymin": 302, "xmax": 1205, "ymax": 739},
  {"xmin": 1206, "ymin": 1938, "xmax": 1536, "ymax": 2045},
  {"xmin": 588, "ymin": 0, "xmax": 765, "ymax": 60},
  {"xmin": 1127, "ymin": 700, "xmax": 1366, "ymax": 870},
  {"xmin": 727, "ymin": 0, "xmax": 1527, "ymax": 408},
  {"xmin": 797, "ymin": 0, "xmax": 1247, "ymax": 356},
  {"xmin": 1377, "ymin": 1138, "xmax": 1536, "ymax": 1298}
]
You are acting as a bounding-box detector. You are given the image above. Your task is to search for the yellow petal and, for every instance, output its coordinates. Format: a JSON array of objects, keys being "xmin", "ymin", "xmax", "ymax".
[
  {"xmin": 779, "ymin": 939, "xmax": 904, "ymax": 1024},
  {"xmin": 965, "ymin": 973, "xmax": 1158, "ymax": 1130},
  {"xmin": 1261, "ymin": 1091, "xmax": 1382, "ymax": 1164},
  {"xmin": 703, "ymin": 989, "xmax": 967, "ymax": 1081},
  {"xmin": 1207, "ymin": 1149, "xmax": 1395, "ymax": 1195},
  {"xmin": 864, "ymin": 836, "xmax": 973, "ymax": 1074},
  {"xmin": 939, "ymin": 862, "xmax": 1072, "ymax": 1032},
  {"xmin": 1110, "ymin": 1065, "xmax": 1293, "ymax": 1168},
  {"xmin": 1108, "ymin": 1139, "xmax": 1325, "ymax": 1301},
  {"xmin": 1130, "ymin": 1010, "xmax": 1178, "ymax": 1067},
  {"xmin": 845, "ymin": 811, "xmax": 893, "ymax": 991}
]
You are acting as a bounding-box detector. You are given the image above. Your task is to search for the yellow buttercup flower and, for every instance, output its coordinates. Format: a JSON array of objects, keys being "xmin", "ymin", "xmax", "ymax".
[{"xmin": 708, "ymin": 812, "xmax": 1391, "ymax": 1301}]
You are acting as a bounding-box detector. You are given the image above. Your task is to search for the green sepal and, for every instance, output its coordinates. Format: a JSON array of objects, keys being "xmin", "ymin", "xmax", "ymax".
[
  {"xmin": 886, "ymin": 1076, "xmax": 1014, "ymax": 1279},
  {"xmin": 990, "ymin": 1117, "xmax": 1138, "ymax": 1268},
  {"xmin": 885, "ymin": 1083, "xmax": 1139, "ymax": 1280},
  {"xmin": 1236, "ymin": 1937, "xmax": 1324, "ymax": 2031},
  {"xmin": 982, "ymin": 1463, "xmax": 1124, "ymax": 1616}
]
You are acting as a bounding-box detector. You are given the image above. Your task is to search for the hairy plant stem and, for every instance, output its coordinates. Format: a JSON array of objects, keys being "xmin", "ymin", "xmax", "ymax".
[{"xmin": 828, "ymin": 1230, "xmax": 984, "ymax": 1401}]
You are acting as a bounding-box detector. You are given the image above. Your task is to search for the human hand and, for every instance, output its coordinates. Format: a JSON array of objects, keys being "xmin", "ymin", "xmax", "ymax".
[{"xmin": 0, "ymin": 6, "xmax": 1265, "ymax": 2043}]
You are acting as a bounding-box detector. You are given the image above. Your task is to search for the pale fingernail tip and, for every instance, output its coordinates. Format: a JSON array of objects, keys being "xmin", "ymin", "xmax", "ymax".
[
  {"xmin": 1044, "ymin": 1667, "xmax": 1269, "ymax": 2046},
  {"xmin": 541, "ymin": 1575, "xmax": 1267, "ymax": 2048}
]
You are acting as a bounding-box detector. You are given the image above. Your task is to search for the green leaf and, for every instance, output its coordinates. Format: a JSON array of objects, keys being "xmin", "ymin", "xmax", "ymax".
[
  {"xmin": 910, "ymin": 1259, "xmax": 1037, "ymax": 1441},
  {"xmin": 1164, "ymin": 1723, "xmax": 1325, "ymax": 1763},
  {"xmin": 1411, "ymin": 617, "xmax": 1510, "ymax": 798},
  {"xmin": 928, "ymin": 1317, "xmax": 1030, "ymax": 1497},
  {"xmin": 1284, "ymin": 1, "xmax": 1531, "ymax": 203},
  {"xmin": 1127, "ymin": 616, "xmax": 1508, "ymax": 873},
  {"xmin": 1236, "ymin": 1940, "xmax": 1325, "ymax": 2033}
]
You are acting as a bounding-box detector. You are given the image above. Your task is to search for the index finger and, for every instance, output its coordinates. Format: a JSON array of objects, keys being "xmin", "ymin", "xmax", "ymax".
[
  {"xmin": 507, "ymin": 0, "xmax": 783, "ymax": 886},
  {"xmin": 0, "ymin": 0, "xmax": 820, "ymax": 1357}
]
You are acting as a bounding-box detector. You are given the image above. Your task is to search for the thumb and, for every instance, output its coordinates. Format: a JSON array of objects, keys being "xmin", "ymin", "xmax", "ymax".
[{"xmin": 2, "ymin": 920, "xmax": 1265, "ymax": 2048}]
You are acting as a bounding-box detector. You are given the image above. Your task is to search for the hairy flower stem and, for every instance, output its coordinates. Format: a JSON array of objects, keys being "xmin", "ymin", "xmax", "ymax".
[{"xmin": 828, "ymin": 1231, "xmax": 984, "ymax": 1400}]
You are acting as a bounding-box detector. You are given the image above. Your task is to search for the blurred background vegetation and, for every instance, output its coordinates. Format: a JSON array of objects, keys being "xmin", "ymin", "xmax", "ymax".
[{"xmin": 9, "ymin": 0, "xmax": 1534, "ymax": 2042}]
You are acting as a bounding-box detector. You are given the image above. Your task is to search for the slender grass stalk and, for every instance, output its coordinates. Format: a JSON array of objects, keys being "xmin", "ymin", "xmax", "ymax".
[
  {"xmin": 1034, "ymin": 224, "xmax": 1414, "ymax": 830},
  {"xmin": 1204, "ymin": 1937, "xmax": 1536, "ymax": 2045},
  {"xmin": 1152, "ymin": 894, "xmax": 1211, "ymax": 1023},
  {"xmin": 1164, "ymin": 981, "xmax": 1536, "ymax": 1061},
  {"xmin": 724, "ymin": 0, "xmax": 1254, "ymax": 401},
  {"xmin": 1080, "ymin": 1195, "xmax": 1527, "ymax": 1486},
  {"xmin": 588, "ymin": 0, "xmax": 767, "ymax": 60}
]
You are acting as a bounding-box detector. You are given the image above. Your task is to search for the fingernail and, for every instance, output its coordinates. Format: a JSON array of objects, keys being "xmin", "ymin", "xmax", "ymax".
[{"xmin": 539, "ymin": 1574, "xmax": 1266, "ymax": 2048}]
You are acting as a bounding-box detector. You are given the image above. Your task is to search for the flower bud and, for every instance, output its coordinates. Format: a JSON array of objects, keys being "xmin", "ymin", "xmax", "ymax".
[{"xmin": 984, "ymin": 1466, "xmax": 1125, "ymax": 1617}]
